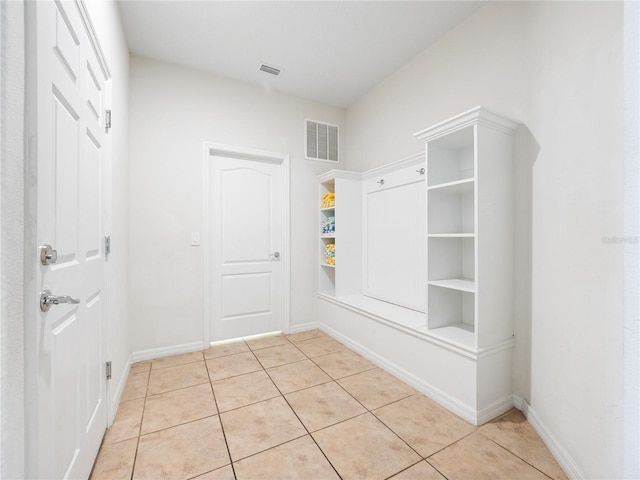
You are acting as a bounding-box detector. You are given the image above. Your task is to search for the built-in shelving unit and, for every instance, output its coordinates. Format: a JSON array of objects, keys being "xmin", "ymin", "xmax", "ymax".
[
  {"xmin": 416, "ymin": 106, "xmax": 521, "ymax": 349},
  {"xmin": 316, "ymin": 106, "xmax": 521, "ymax": 426},
  {"xmin": 319, "ymin": 179, "xmax": 336, "ymax": 295},
  {"xmin": 317, "ymin": 171, "xmax": 362, "ymax": 298}
]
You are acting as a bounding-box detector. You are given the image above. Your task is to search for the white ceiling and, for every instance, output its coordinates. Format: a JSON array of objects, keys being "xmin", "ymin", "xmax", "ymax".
[{"xmin": 117, "ymin": 1, "xmax": 486, "ymax": 107}]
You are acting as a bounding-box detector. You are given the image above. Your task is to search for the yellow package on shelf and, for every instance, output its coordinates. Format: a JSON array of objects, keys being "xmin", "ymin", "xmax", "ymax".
[
  {"xmin": 322, "ymin": 192, "xmax": 335, "ymax": 209},
  {"xmin": 324, "ymin": 243, "xmax": 335, "ymax": 266}
]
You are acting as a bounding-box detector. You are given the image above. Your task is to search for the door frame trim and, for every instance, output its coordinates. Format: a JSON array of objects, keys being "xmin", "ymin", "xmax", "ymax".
[{"xmin": 202, "ymin": 142, "xmax": 291, "ymax": 344}]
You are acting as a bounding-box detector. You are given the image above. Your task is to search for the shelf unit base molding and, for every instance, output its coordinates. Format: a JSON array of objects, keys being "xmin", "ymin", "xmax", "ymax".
[{"xmin": 318, "ymin": 295, "xmax": 516, "ymax": 426}]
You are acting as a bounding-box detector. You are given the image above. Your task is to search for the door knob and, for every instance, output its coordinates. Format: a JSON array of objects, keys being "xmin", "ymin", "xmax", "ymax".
[
  {"xmin": 270, "ymin": 252, "xmax": 280, "ymax": 260},
  {"xmin": 40, "ymin": 290, "xmax": 80, "ymax": 312}
]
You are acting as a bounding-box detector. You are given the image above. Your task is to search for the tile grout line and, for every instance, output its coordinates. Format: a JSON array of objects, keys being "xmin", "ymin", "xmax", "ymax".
[
  {"xmin": 129, "ymin": 364, "xmax": 152, "ymax": 480},
  {"xmin": 423, "ymin": 429, "xmax": 478, "ymax": 461},
  {"xmin": 261, "ymin": 360, "xmax": 345, "ymax": 479},
  {"xmin": 205, "ymin": 341, "xmax": 253, "ymax": 480},
  {"xmin": 481, "ymin": 433, "xmax": 557, "ymax": 480},
  {"xmin": 226, "ymin": 343, "xmax": 319, "ymax": 471},
  {"xmin": 280, "ymin": 343, "xmax": 425, "ymax": 480},
  {"xmin": 381, "ymin": 459, "xmax": 427, "ymax": 480},
  {"xmin": 303, "ymin": 336, "xmax": 479, "ymax": 477},
  {"xmin": 302, "ymin": 350, "xmax": 439, "ymax": 477},
  {"xmin": 424, "ymin": 458, "xmax": 451, "ymax": 480}
]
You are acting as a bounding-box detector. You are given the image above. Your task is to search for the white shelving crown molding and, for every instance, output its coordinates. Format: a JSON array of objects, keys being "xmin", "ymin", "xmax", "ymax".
[
  {"xmin": 361, "ymin": 152, "xmax": 425, "ymax": 179},
  {"xmin": 414, "ymin": 105, "xmax": 522, "ymax": 143}
]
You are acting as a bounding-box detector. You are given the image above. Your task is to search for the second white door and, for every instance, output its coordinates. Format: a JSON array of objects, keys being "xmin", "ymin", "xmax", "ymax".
[{"xmin": 210, "ymin": 155, "xmax": 284, "ymax": 341}]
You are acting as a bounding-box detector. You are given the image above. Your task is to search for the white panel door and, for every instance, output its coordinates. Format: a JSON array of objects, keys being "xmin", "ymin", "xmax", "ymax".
[
  {"xmin": 211, "ymin": 156, "xmax": 283, "ymax": 341},
  {"xmin": 35, "ymin": 1, "xmax": 108, "ymax": 478}
]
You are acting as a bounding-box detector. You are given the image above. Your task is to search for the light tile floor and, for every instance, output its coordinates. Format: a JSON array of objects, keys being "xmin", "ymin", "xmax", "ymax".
[{"xmin": 90, "ymin": 329, "xmax": 568, "ymax": 480}]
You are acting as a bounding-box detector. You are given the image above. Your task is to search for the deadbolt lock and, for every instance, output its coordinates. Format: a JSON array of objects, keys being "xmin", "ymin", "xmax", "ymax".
[{"xmin": 40, "ymin": 244, "xmax": 58, "ymax": 266}]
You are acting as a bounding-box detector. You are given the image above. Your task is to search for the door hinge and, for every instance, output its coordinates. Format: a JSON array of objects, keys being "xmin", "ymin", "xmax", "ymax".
[
  {"xmin": 105, "ymin": 109, "xmax": 112, "ymax": 132},
  {"xmin": 106, "ymin": 361, "xmax": 112, "ymax": 380},
  {"xmin": 105, "ymin": 235, "xmax": 111, "ymax": 258}
]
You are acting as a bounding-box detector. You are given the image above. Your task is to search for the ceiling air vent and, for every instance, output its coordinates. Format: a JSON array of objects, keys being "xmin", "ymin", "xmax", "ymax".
[
  {"xmin": 306, "ymin": 119, "xmax": 339, "ymax": 163},
  {"xmin": 259, "ymin": 64, "xmax": 281, "ymax": 76}
]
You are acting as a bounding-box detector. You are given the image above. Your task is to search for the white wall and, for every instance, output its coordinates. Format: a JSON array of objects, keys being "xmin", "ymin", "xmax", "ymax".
[
  {"xmin": 345, "ymin": 2, "xmax": 624, "ymax": 478},
  {"xmin": 128, "ymin": 56, "xmax": 346, "ymax": 353},
  {"xmin": 0, "ymin": 2, "xmax": 26, "ymax": 477},
  {"xmin": 84, "ymin": 0, "xmax": 131, "ymax": 423}
]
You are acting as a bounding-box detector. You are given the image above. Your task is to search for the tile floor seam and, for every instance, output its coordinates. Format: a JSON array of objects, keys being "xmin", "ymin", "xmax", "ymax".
[
  {"xmin": 331, "ymin": 373, "xmax": 376, "ymax": 413},
  {"xmin": 481, "ymin": 432, "xmax": 557, "ymax": 480},
  {"xmin": 305, "ymin": 410, "xmax": 371, "ymax": 435},
  {"xmin": 245, "ymin": 338, "xmax": 294, "ymax": 351},
  {"xmin": 128, "ymin": 434, "xmax": 141, "ymax": 480},
  {"xmin": 204, "ymin": 353, "xmax": 238, "ymax": 480},
  {"xmin": 139, "ymin": 413, "xmax": 220, "ymax": 438},
  {"xmin": 251, "ymin": 348, "xmax": 307, "ymax": 370},
  {"xmin": 305, "ymin": 410, "xmax": 370, "ymax": 435},
  {"xmin": 361, "ymin": 410, "xmax": 427, "ymax": 465},
  {"xmin": 145, "ymin": 381, "xmax": 213, "ymax": 399},
  {"xmin": 230, "ymin": 432, "xmax": 310, "ymax": 463},
  {"xmin": 368, "ymin": 392, "xmax": 423, "ymax": 414},
  {"xmin": 128, "ymin": 369, "xmax": 151, "ymax": 480},
  {"xmin": 149, "ymin": 359, "xmax": 203, "ymax": 370},
  {"xmin": 269, "ymin": 377, "xmax": 334, "ymax": 396},
  {"xmin": 424, "ymin": 458, "xmax": 450, "ymax": 480},
  {"xmin": 261, "ymin": 356, "xmax": 310, "ymax": 371},
  {"xmin": 246, "ymin": 346, "xmax": 266, "ymax": 368},
  {"xmin": 146, "ymin": 379, "xmax": 212, "ymax": 397},
  {"xmin": 207, "ymin": 368, "xmax": 264, "ymax": 383},
  {"xmin": 212, "ymin": 389, "xmax": 281, "ymax": 415},
  {"xmin": 423, "ymin": 429, "xmax": 478, "ymax": 460},
  {"xmin": 304, "ymin": 351, "xmax": 378, "ymax": 381},
  {"xmin": 261, "ymin": 357, "xmax": 345, "ymax": 480},
  {"xmin": 381, "ymin": 459, "xmax": 426, "ymax": 480}
]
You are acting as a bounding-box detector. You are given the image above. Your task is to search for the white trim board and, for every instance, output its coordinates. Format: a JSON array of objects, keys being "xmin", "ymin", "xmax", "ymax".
[
  {"xmin": 287, "ymin": 322, "xmax": 321, "ymax": 334},
  {"xmin": 514, "ymin": 395, "xmax": 584, "ymax": 480},
  {"xmin": 319, "ymin": 322, "xmax": 512, "ymax": 426},
  {"xmin": 130, "ymin": 341, "xmax": 206, "ymax": 363}
]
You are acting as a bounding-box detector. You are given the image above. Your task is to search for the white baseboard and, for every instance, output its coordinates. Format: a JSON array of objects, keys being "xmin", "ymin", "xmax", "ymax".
[
  {"xmin": 320, "ymin": 324, "xmax": 484, "ymax": 425},
  {"xmin": 513, "ymin": 395, "xmax": 584, "ymax": 480},
  {"xmin": 477, "ymin": 394, "xmax": 516, "ymax": 425},
  {"xmin": 131, "ymin": 341, "xmax": 206, "ymax": 363},
  {"xmin": 287, "ymin": 321, "xmax": 321, "ymax": 334}
]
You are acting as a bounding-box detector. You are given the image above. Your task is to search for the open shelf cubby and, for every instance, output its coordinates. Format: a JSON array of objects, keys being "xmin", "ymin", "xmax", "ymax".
[
  {"xmin": 426, "ymin": 125, "xmax": 474, "ymax": 187},
  {"xmin": 428, "ymin": 284, "xmax": 475, "ymax": 347},
  {"xmin": 428, "ymin": 183, "xmax": 474, "ymax": 235}
]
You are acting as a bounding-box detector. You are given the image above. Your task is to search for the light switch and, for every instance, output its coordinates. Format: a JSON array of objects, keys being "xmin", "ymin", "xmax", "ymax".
[{"xmin": 191, "ymin": 232, "xmax": 200, "ymax": 246}]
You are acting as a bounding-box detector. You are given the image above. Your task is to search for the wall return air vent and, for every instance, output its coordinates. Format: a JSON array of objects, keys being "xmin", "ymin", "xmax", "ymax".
[
  {"xmin": 259, "ymin": 64, "xmax": 281, "ymax": 76},
  {"xmin": 306, "ymin": 119, "xmax": 339, "ymax": 162}
]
